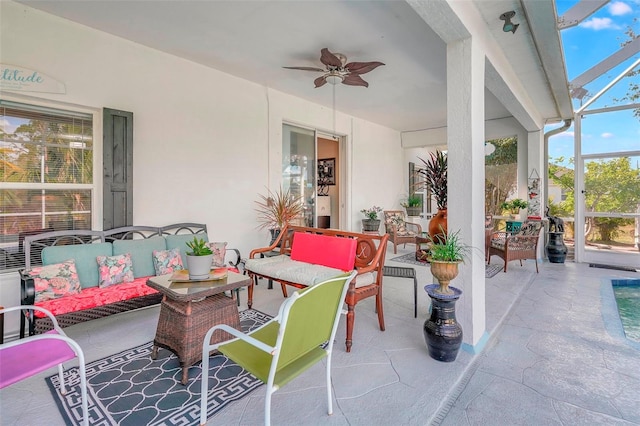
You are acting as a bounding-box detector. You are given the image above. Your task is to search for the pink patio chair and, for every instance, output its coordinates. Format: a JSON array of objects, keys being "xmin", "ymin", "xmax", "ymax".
[{"xmin": 0, "ymin": 305, "xmax": 89, "ymax": 426}]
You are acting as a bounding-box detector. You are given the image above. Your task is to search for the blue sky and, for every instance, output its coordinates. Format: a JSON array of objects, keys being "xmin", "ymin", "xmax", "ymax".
[{"xmin": 549, "ymin": 0, "xmax": 640, "ymax": 166}]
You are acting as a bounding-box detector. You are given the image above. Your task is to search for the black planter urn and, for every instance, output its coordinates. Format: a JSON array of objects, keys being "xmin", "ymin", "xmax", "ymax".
[
  {"xmin": 546, "ymin": 232, "xmax": 567, "ymax": 263},
  {"xmin": 423, "ymin": 284, "xmax": 463, "ymax": 362}
]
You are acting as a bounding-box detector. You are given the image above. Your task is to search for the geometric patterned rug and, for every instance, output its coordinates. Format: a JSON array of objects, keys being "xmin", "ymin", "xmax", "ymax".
[
  {"xmin": 46, "ymin": 309, "xmax": 271, "ymax": 426},
  {"xmin": 390, "ymin": 252, "xmax": 503, "ymax": 278}
]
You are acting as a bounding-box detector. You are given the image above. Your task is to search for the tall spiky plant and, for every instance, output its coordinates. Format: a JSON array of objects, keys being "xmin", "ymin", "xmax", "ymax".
[
  {"xmin": 418, "ymin": 150, "xmax": 447, "ymax": 210},
  {"xmin": 254, "ymin": 186, "xmax": 303, "ymax": 230}
]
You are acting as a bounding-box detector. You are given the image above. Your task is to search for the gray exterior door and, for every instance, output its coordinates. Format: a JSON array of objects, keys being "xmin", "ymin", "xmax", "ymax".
[{"xmin": 103, "ymin": 108, "xmax": 133, "ymax": 230}]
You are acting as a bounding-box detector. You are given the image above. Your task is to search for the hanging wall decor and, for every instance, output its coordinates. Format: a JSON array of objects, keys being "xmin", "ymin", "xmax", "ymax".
[{"xmin": 527, "ymin": 169, "xmax": 541, "ymax": 218}]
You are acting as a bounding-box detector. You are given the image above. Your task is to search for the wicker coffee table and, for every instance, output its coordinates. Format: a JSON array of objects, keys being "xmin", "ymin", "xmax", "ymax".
[{"xmin": 146, "ymin": 270, "xmax": 251, "ymax": 384}]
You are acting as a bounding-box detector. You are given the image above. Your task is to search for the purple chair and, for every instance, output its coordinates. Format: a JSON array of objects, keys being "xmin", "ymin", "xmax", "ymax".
[{"xmin": 0, "ymin": 305, "xmax": 89, "ymax": 426}]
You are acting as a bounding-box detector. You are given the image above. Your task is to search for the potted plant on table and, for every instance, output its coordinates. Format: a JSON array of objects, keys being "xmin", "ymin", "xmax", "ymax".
[
  {"xmin": 185, "ymin": 236, "xmax": 213, "ymax": 280},
  {"xmin": 401, "ymin": 194, "xmax": 423, "ymax": 217},
  {"xmin": 423, "ymin": 226, "xmax": 470, "ymax": 363},
  {"xmin": 360, "ymin": 206, "xmax": 383, "ymax": 231},
  {"xmin": 500, "ymin": 198, "xmax": 528, "ymax": 220},
  {"xmin": 500, "ymin": 198, "xmax": 528, "ymax": 234},
  {"xmin": 417, "ymin": 150, "xmax": 447, "ymax": 241},
  {"xmin": 255, "ymin": 186, "xmax": 304, "ymax": 244}
]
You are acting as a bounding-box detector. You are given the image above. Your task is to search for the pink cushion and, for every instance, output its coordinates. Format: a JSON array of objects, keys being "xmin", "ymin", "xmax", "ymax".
[
  {"xmin": 0, "ymin": 330, "xmax": 76, "ymax": 389},
  {"xmin": 29, "ymin": 260, "xmax": 82, "ymax": 303},
  {"xmin": 33, "ymin": 276, "xmax": 158, "ymax": 318},
  {"xmin": 290, "ymin": 232, "xmax": 357, "ymax": 271}
]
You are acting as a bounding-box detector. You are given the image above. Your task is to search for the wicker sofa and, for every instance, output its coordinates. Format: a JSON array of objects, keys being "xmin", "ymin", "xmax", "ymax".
[
  {"xmin": 18, "ymin": 223, "xmax": 242, "ymax": 336},
  {"xmin": 245, "ymin": 225, "xmax": 389, "ymax": 352}
]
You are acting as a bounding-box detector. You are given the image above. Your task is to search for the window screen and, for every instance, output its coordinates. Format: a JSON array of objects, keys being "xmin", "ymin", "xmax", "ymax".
[{"xmin": 1, "ymin": 100, "xmax": 94, "ymax": 270}]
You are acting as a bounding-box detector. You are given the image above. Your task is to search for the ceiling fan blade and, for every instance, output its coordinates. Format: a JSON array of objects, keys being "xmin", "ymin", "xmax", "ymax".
[
  {"xmin": 283, "ymin": 66, "xmax": 325, "ymax": 72},
  {"xmin": 314, "ymin": 76, "xmax": 328, "ymax": 88},
  {"xmin": 342, "ymin": 74, "xmax": 369, "ymax": 87},
  {"xmin": 344, "ymin": 61, "xmax": 385, "ymax": 75},
  {"xmin": 320, "ymin": 48, "xmax": 343, "ymax": 68}
]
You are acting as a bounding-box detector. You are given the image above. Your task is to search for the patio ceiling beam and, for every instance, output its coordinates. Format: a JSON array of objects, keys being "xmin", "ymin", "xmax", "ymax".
[
  {"xmin": 570, "ymin": 37, "xmax": 640, "ymax": 97},
  {"xmin": 577, "ymin": 57, "xmax": 640, "ymax": 113},
  {"xmin": 557, "ymin": 0, "xmax": 608, "ymax": 29}
]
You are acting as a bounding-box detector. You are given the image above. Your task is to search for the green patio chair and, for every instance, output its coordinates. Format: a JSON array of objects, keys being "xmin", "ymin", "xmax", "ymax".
[{"xmin": 199, "ymin": 270, "xmax": 356, "ymax": 426}]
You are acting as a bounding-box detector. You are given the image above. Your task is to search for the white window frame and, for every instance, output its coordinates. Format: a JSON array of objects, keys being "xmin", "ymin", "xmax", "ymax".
[{"xmin": 0, "ymin": 94, "xmax": 103, "ymax": 271}]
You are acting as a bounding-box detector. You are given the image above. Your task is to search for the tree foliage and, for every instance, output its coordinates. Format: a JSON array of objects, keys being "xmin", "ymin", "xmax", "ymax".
[
  {"xmin": 549, "ymin": 156, "xmax": 640, "ymax": 242},
  {"xmin": 485, "ymin": 137, "xmax": 518, "ymax": 216},
  {"xmin": 613, "ymin": 21, "xmax": 640, "ymax": 119}
]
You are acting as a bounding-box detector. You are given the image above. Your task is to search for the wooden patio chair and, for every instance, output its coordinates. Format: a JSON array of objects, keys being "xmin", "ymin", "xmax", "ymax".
[
  {"xmin": 488, "ymin": 220, "xmax": 543, "ymax": 272},
  {"xmin": 383, "ymin": 210, "xmax": 422, "ymax": 254}
]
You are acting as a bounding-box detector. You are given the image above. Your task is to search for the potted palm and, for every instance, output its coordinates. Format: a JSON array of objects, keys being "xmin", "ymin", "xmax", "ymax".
[
  {"xmin": 255, "ymin": 186, "xmax": 304, "ymax": 244},
  {"xmin": 417, "ymin": 150, "xmax": 447, "ymax": 241},
  {"xmin": 185, "ymin": 236, "xmax": 213, "ymax": 280},
  {"xmin": 423, "ymin": 226, "xmax": 470, "ymax": 362},
  {"xmin": 360, "ymin": 206, "xmax": 383, "ymax": 231}
]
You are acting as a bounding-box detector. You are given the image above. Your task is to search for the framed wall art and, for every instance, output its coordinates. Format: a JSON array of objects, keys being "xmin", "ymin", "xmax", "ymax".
[{"xmin": 318, "ymin": 158, "xmax": 335, "ymax": 186}]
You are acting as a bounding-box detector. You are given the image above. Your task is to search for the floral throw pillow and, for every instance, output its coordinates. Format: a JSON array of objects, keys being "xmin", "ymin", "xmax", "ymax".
[
  {"xmin": 29, "ymin": 260, "xmax": 82, "ymax": 303},
  {"xmin": 96, "ymin": 253, "xmax": 135, "ymax": 288},
  {"xmin": 152, "ymin": 248, "xmax": 184, "ymax": 275},
  {"xmin": 208, "ymin": 242, "xmax": 227, "ymax": 267}
]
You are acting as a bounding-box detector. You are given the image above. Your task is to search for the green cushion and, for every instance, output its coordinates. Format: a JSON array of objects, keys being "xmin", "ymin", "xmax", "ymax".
[
  {"xmin": 165, "ymin": 233, "xmax": 209, "ymax": 266},
  {"xmin": 42, "ymin": 243, "xmax": 113, "ymax": 289},
  {"xmin": 112, "ymin": 236, "xmax": 166, "ymax": 278}
]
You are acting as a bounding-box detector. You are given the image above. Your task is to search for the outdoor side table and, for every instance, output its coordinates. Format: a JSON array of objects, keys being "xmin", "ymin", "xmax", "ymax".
[
  {"xmin": 146, "ymin": 270, "xmax": 251, "ymax": 385},
  {"xmin": 383, "ymin": 266, "xmax": 418, "ymax": 318}
]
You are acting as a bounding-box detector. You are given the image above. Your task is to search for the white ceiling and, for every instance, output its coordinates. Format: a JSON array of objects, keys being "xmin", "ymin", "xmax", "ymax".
[{"xmin": 17, "ymin": 0, "xmax": 572, "ymax": 133}]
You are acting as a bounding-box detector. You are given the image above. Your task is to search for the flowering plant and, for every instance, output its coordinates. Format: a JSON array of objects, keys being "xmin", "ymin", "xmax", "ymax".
[{"xmin": 360, "ymin": 206, "xmax": 383, "ymax": 220}]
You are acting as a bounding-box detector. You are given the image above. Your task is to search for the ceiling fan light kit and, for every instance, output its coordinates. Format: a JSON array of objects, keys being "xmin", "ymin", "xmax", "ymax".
[{"xmin": 284, "ymin": 47, "xmax": 384, "ymax": 88}]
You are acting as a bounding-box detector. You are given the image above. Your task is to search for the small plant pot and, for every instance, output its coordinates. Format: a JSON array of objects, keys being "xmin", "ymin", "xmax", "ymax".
[
  {"xmin": 186, "ymin": 254, "xmax": 213, "ymax": 280},
  {"xmin": 405, "ymin": 206, "xmax": 421, "ymax": 217},
  {"xmin": 362, "ymin": 219, "xmax": 381, "ymax": 232}
]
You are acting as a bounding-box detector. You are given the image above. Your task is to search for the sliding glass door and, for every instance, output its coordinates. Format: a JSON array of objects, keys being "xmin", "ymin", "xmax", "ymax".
[{"xmin": 282, "ymin": 124, "xmax": 316, "ymax": 227}]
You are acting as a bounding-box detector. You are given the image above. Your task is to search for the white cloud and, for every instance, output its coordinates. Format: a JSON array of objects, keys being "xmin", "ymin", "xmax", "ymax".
[
  {"xmin": 608, "ymin": 1, "xmax": 632, "ymax": 15},
  {"xmin": 601, "ymin": 132, "xmax": 614, "ymax": 138},
  {"xmin": 0, "ymin": 118, "xmax": 17, "ymax": 134},
  {"xmin": 580, "ymin": 17, "xmax": 620, "ymax": 30}
]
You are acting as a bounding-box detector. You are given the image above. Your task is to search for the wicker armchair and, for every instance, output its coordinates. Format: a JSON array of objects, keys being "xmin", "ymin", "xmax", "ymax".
[
  {"xmin": 488, "ymin": 220, "xmax": 543, "ymax": 272},
  {"xmin": 484, "ymin": 215, "xmax": 494, "ymax": 261},
  {"xmin": 383, "ymin": 210, "xmax": 422, "ymax": 254}
]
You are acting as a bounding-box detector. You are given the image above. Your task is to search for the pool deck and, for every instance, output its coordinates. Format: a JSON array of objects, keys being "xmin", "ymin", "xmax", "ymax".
[{"xmin": 1, "ymin": 246, "xmax": 639, "ymax": 425}]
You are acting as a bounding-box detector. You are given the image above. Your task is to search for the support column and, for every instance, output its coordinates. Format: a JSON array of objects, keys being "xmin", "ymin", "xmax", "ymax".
[
  {"xmin": 446, "ymin": 37, "xmax": 487, "ymax": 353},
  {"xmin": 528, "ymin": 130, "xmax": 546, "ymax": 260}
]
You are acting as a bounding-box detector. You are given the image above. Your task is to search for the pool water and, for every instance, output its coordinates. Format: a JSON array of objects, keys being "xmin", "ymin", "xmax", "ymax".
[{"xmin": 612, "ymin": 279, "xmax": 640, "ymax": 343}]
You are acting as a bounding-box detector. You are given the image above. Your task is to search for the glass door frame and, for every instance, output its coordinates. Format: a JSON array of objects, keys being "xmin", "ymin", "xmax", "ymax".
[{"xmin": 574, "ymin": 107, "xmax": 640, "ymax": 267}]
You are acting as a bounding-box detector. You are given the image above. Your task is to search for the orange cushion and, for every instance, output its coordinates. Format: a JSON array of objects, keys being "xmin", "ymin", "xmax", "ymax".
[{"xmin": 290, "ymin": 232, "xmax": 357, "ymax": 271}]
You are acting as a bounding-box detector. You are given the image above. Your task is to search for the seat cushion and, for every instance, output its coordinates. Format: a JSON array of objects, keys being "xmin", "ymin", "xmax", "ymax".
[
  {"xmin": 29, "ymin": 260, "xmax": 82, "ymax": 302},
  {"xmin": 290, "ymin": 232, "xmax": 357, "ymax": 271},
  {"xmin": 113, "ymin": 236, "xmax": 166, "ymax": 278},
  {"xmin": 96, "ymin": 253, "xmax": 135, "ymax": 288},
  {"xmin": 33, "ymin": 276, "xmax": 158, "ymax": 318},
  {"xmin": 245, "ymin": 256, "xmax": 345, "ymax": 286},
  {"xmin": 42, "ymin": 243, "xmax": 113, "ymax": 289}
]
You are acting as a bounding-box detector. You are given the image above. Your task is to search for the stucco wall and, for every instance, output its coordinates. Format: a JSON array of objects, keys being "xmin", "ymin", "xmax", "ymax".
[{"xmin": 0, "ymin": 2, "xmax": 403, "ymax": 335}]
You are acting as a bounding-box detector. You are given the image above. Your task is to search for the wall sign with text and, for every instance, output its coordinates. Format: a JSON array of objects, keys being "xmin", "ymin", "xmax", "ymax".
[{"xmin": 0, "ymin": 64, "xmax": 66, "ymax": 94}]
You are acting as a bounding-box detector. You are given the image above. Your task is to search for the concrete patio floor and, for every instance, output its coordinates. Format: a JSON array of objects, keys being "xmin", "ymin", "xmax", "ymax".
[{"xmin": 1, "ymin": 245, "xmax": 639, "ymax": 425}]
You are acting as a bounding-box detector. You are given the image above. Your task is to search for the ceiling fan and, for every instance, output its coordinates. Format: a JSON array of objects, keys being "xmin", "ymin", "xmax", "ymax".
[{"xmin": 284, "ymin": 48, "xmax": 385, "ymax": 88}]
